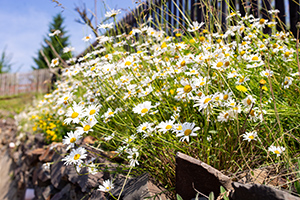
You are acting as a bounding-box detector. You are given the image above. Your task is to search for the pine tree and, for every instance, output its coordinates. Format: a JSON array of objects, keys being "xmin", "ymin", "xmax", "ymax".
[
  {"xmin": 32, "ymin": 13, "xmax": 70, "ymax": 69},
  {"xmin": 0, "ymin": 46, "xmax": 12, "ymax": 73}
]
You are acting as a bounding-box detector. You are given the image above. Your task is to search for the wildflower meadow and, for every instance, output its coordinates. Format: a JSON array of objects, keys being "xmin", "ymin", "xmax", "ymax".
[{"xmin": 15, "ymin": 3, "xmax": 300, "ymax": 198}]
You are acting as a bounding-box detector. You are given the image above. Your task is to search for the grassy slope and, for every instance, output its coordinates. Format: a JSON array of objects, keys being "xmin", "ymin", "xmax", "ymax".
[{"xmin": 0, "ymin": 93, "xmax": 36, "ymax": 118}]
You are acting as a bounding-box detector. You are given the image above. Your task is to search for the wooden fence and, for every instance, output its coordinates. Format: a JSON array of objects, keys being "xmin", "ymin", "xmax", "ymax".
[
  {"xmin": 0, "ymin": 68, "xmax": 52, "ymax": 97},
  {"xmin": 114, "ymin": 0, "xmax": 299, "ymax": 37}
]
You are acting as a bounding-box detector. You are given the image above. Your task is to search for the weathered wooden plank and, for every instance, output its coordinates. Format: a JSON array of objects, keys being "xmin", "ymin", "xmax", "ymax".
[{"xmin": 0, "ymin": 69, "xmax": 51, "ymax": 97}]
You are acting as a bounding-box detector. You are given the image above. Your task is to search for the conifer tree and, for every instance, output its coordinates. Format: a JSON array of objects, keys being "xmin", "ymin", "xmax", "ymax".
[{"xmin": 32, "ymin": 13, "xmax": 70, "ymax": 69}]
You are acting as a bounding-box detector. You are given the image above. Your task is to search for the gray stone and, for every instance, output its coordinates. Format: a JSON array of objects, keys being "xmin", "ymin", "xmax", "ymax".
[
  {"xmin": 76, "ymin": 168, "xmax": 103, "ymax": 192},
  {"xmin": 112, "ymin": 173, "xmax": 167, "ymax": 200},
  {"xmin": 42, "ymin": 185, "xmax": 55, "ymax": 200},
  {"xmin": 176, "ymin": 152, "xmax": 232, "ymax": 200},
  {"xmin": 231, "ymin": 182, "xmax": 300, "ymax": 200},
  {"xmin": 50, "ymin": 158, "xmax": 66, "ymax": 188},
  {"xmin": 50, "ymin": 183, "xmax": 71, "ymax": 200}
]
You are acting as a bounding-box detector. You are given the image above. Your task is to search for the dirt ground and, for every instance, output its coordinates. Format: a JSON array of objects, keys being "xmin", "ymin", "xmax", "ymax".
[{"xmin": 0, "ymin": 113, "xmax": 23, "ymax": 200}]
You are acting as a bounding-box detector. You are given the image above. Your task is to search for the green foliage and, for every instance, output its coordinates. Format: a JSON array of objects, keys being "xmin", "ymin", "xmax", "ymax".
[
  {"xmin": 32, "ymin": 13, "xmax": 70, "ymax": 70},
  {"xmin": 0, "ymin": 46, "xmax": 12, "ymax": 73}
]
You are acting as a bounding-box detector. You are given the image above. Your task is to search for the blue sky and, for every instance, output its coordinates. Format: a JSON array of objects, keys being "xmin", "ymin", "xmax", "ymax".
[{"xmin": 0, "ymin": 0, "xmax": 137, "ymax": 72}]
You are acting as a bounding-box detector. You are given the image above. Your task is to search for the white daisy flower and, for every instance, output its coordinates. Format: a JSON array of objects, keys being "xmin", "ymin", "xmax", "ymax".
[
  {"xmin": 187, "ymin": 21, "xmax": 204, "ymax": 32},
  {"xmin": 242, "ymin": 95, "xmax": 256, "ymax": 107},
  {"xmin": 282, "ymin": 77, "xmax": 293, "ymax": 89},
  {"xmin": 156, "ymin": 119, "xmax": 175, "ymax": 133},
  {"xmin": 132, "ymin": 101, "xmax": 156, "ymax": 116},
  {"xmin": 63, "ymin": 130, "xmax": 82, "ymax": 150},
  {"xmin": 268, "ymin": 145, "xmax": 285, "ymax": 157},
  {"xmin": 217, "ymin": 110, "xmax": 231, "ymax": 122},
  {"xmin": 50, "ymin": 58, "xmax": 59, "ymax": 68},
  {"xmin": 193, "ymin": 95, "xmax": 214, "ymax": 111},
  {"xmin": 176, "ymin": 122, "xmax": 200, "ymax": 142},
  {"xmin": 62, "ymin": 147, "xmax": 87, "ymax": 166},
  {"xmin": 105, "ymin": 9, "xmax": 121, "ymax": 18},
  {"xmin": 98, "ymin": 179, "xmax": 114, "ymax": 192},
  {"xmin": 260, "ymin": 69, "xmax": 273, "ymax": 77},
  {"xmin": 64, "ymin": 102, "xmax": 85, "ymax": 124},
  {"xmin": 76, "ymin": 119, "xmax": 97, "ymax": 134},
  {"xmin": 127, "ymin": 147, "xmax": 139, "ymax": 167},
  {"xmin": 48, "ymin": 29, "xmax": 61, "ymax": 37},
  {"xmin": 242, "ymin": 131, "xmax": 258, "ymax": 142},
  {"xmin": 82, "ymin": 34, "xmax": 92, "ymax": 42}
]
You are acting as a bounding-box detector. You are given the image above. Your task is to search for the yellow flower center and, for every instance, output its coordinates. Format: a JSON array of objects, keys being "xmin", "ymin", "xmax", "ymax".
[
  {"xmin": 247, "ymin": 99, "xmax": 252, "ymax": 105},
  {"xmin": 141, "ymin": 108, "xmax": 148, "ymax": 113},
  {"xmin": 183, "ymin": 85, "xmax": 192, "ymax": 93},
  {"xmin": 90, "ymin": 109, "xmax": 96, "ymax": 115},
  {"xmin": 142, "ymin": 126, "xmax": 147, "ymax": 131},
  {"xmin": 216, "ymin": 62, "xmax": 223, "ymax": 67},
  {"xmin": 184, "ymin": 129, "xmax": 192, "ymax": 136},
  {"xmin": 248, "ymin": 135, "xmax": 254, "ymax": 139},
  {"xmin": 284, "ymin": 52, "xmax": 290, "ymax": 58},
  {"xmin": 181, "ymin": 60, "xmax": 186, "ymax": 66},
  {"xmin": 91, "ymin": 66, "xmax": 96, "ymax": 71},
  {"xmin": 274, "ymin": 150, "xmax": 280, "ymax": 154},
  {"xmin": 259, "ymin": 18, "xmax": 265, "ymax": 24},
  {"xmin": 71, "ymin": 112, "xmax": 79, "ymax": 118},
  {"xmin": 224, "ymin": 113, "xmax": 229, "ymax": 118},
  {"xmin": 259, "ymin": 79, "xmax": 266, "ymax": 85},
  {"xmin": 64, "ymin": 96, "xmax": 69, "ymax": 101},
  {"xmin": 84, "ymin": 125, "xmax": 91, "ymax": 132},
  {"xmin": 125, "ymin": 61, "xmax": 132, "ymax": 66},
  {"xmin": 177, "ymin": 125, "xmax": 182, "ymax": 130},
  {"xmin": 250, "ymin": 110, "xmax": 255, "ymax": 116},
  {"xmin": 204, "ymin": 98, "xmax": 211, "ymax": 104},
  {"xmin": 161, "ymin": 42, "xmax": 167, "ymax": 48},
  {"xmin": 252, "ymin": 56, "xmax": 259, "ymax": 61},
  {"xmin": 108, "ymin": 112, "xmax": 114, "ymax": 116},
  {"xmin": 74, "ymin": 154, "xmax": 80, "ymax": 160},
  {"xmin": 223, "ymin": 94, "xmax": 229, "ymax": 100},
  {"xmin": 166, "ymin": 125, "xmax": 172, "ymax": 130},
  {"xmin": 70, "ymin": 137, "xmax": 76, "ymax": 143}
]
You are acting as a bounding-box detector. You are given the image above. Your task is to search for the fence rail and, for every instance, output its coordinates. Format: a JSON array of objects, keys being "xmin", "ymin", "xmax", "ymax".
[
  {"xmin": 0, "ymin": 69, "xmax": 52, "ymax": 97},
  {"xmin": 114, "ymin": 0, "xmax": 299, "ymax": 37}
]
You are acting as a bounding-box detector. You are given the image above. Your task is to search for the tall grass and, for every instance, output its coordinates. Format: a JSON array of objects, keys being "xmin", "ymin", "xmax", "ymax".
[{"xmin": 17, "ymin": 0, "xmax": 300, "ymax": 198}]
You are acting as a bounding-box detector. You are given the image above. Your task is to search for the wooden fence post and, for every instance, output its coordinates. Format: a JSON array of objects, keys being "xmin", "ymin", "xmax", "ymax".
[{"xmin": 289, "ymin": 0, "xmax": 300, "ymax": 37}]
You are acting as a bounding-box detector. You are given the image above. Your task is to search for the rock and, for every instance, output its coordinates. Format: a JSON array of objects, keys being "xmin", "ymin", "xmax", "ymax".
[
  {"xmin": 82, "ymin": 136, "xmax": 96, "ymax": 145},
  {"xmin": 76, "ymin": 168, "xmax": 103, "ymax": 192},
  {"xmin": 41, "ymin": 185, "xmax": 55, "ymax": 200},
  {"xmin": 231, "ymin": 182, "xmax": 300, "ymax": 200},
  {"xmin": 50, "ymin": 158, "xmax": 66, "ymax": 189},
  {"xmin": 39, "ymin": 146, "xmax": 55, "ymax": 162},
  {"xmin": 50, "ymin": 183, "xmax": 71, "ymax": 200},
  {"xmin": 112, "ymin": 173, "xmax": 167, "ymax": 200},
  {"xmin": 36, "ymin": 165, "xmax": 51, "ymax": 183},
  {"xmin": 176, "ymin": 152, "xmax": 232, "ymax": 200}
]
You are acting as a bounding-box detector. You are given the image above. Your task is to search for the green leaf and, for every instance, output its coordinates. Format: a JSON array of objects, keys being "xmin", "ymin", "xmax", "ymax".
[
  {"xmin": 209, "ymin": 192, "xmax": 215, "ymax": 200},
  {"xmin": 195, "ymin": 193, "xmax": 199, "ymax": 200},
  {"xmin": 176, "ymin": 194, "xmax": 183, "ymax": 200},
  {"xmin": 294, "ymin": 181, "xmax": 300, "ymax": 194},
  {"xmin": 220, "ymin": 186, "xmax": 226, "ymax": 193}
]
